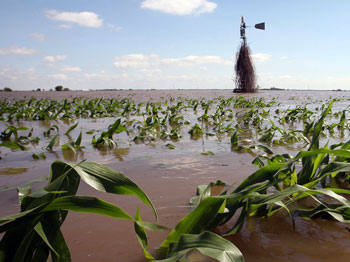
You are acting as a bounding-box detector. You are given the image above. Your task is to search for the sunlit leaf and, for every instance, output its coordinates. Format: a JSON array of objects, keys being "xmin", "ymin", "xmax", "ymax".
[{"xmin": 156, "ymin": 232, "xmax": 244, "ymax": 262}]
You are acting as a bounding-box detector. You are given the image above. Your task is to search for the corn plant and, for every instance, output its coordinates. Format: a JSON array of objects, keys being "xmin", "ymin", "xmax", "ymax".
[
  {"xmin": 0, "ymin": 161, "xmax": 159, "ymax": 262},
  {"xmin": 92, "ymin": 118, "xmax": 127, "ymax": 148}
]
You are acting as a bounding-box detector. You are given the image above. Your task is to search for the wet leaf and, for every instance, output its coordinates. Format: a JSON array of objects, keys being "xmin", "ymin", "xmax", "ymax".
[
  {"xmin": 0, "ymin": 141, "xmax": 25, "ymax": 150},
  {"xmin": 201, "ymin": 151, "xmax": 215, "ymax": 156},
  {"xmin": 64, "ymin": 123, "xmax": 78, "ymax": 136},
  {"xmin": 32, "ymin": 152, "xmax": 46, "ymax": 160},
  {"xmin": 166, "ymin": 143, "xmax": 176, "ymax": 149},
  {"xmin": 156, "ymin": 232, "xmax": 244, "ymax": 262},
  {"xmin": 160, "ymin": 197, "xmax": 226, "ymax": 250}
]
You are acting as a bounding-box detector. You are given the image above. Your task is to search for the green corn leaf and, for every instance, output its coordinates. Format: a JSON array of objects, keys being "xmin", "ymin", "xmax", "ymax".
[
  {"xmin": 61, "ymin": 142, "xmax": 77, "ymax": 154},
  {"xmin": 156, "ymin": 232, "xmax": 244, "ymax": 262},
  {"xmin": 308, "ymin": 100, "xmax": 333, "ymax": 150},
  {"xmin": 201, "ymin": 151, "xmax": 215, "ymax": 156},
  {"xmin": 294, "ymin": 148, "xmax": 350, "ymax": 160},
  {"xmin": 60, "ymin": 161, "xmax": 158, "ymax": 221},
  {"xmin": 165, "ymin": 143, "xmax": 175, "ymax": 149},
  {"xmin": 42, "ymin": 196, "xmax": 133, "ymax": 220},
  {"xmin": 74, "ymin": 131, "xmax": 82, "ymax": 146},
  {"xmin": 0, "ymin": 203, "xmax": 49, "ymax": 225},
  {"xmin": 34, "ymin": 222, "xmax": 59, "ymax": 258},
  {"xmin": 230, "ymin": 132, "xmax": 238, "ymax": 147},
  {"xmin": 17, "ymin": 184, "xmax": 31, "ymax": 203},
  {"xmin": 134, "ymin": 208, "xmax": 154, "ymax": 261},
  {"xmin": 234, "ymin": 162, "xmax": 285, "ymax": 193},
  {"xmin": 134, "ymin": 221, "xmax": 168, "ymax": 231},
  {"xmin": 64, "ymin": 123, "xmax": 78, "ymax": 136},
  {"xmin": 0, "ymin": 141, "xmax": 26, "ymax": 150},
  {"xmin": 189, "ymin": 184, "xmax": 212, "ymax": 205},
  {"xmin": 86, "ymin": 129, "xmax": 95, "ymax": 135},
  {"xmin": 32, "ymin": 152, "xmax": 46, "ymax": 160},
  {"xmin": 46, "ymin": 135, "xmax": 58, "ymax": 150},
  {"xmin": 16, "ymin": 127, "xmax": 28, "ymax": 131},
  {"xmin": 37, "ymin": 214, "xmax": 71, "ymax": 262},
  {"xmin": 160, "ymin": 197, "xmax": 226, "ymax": 251},
  {"xmin": 255, "ymin": 144, "xmax": 273, "ymax": 154},
  {"xmin": 252, "ymin": 156, "xmax": 264, "ymax": 167}
]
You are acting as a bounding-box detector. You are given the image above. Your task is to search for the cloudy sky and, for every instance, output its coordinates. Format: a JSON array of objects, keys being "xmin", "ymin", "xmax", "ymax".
[{"xmin": 1, "ymin": 0, "xmax": 350, "ymax": 91}]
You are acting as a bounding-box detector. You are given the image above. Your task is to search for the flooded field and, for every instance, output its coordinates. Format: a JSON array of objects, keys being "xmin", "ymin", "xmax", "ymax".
[{"xmin": 1, "ymin": 89, "xmax": 350, "ymax": 262}]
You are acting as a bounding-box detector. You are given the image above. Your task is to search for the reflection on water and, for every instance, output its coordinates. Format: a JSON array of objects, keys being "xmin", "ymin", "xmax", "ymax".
[
  {"xmin": 228, "ymin": 212, "xmax": 350, "ymax": 262},
  {"xmin": 38, "ymin": 120, "xmax": 52, "ymax": 128},
  {"xmin": 0, "ymin": 168, "xmax": 28, "ymax": 175},
  {"xmin": 113, "ymin": 147, "xmax": 130, "ymax": 161},
  {"xmin": 62, "ymin": 148, "xmax": 78, "ymax": 162}
]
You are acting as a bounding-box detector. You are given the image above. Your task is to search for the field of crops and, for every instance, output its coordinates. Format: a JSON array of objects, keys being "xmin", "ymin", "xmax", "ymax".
[{"xmin": 1, "ymin": 90, "xmax": 350, "ymax": 262}]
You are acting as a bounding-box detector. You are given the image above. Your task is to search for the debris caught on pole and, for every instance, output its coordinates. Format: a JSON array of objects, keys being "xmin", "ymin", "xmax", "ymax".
[{"xmin": 234, "ymin": 17, "xmax": 265, "ymax": 93}]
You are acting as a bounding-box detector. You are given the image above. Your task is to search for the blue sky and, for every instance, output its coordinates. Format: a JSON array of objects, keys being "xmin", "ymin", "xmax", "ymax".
[{"xmin": 1, "ymin": 0, "xmax": 350, "ymax": 91}]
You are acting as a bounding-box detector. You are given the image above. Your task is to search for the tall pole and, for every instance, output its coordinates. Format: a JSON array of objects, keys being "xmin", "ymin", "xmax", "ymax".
[{"xmin": 240, "ymin": 16, "xmax": 246, "ymax": 44}]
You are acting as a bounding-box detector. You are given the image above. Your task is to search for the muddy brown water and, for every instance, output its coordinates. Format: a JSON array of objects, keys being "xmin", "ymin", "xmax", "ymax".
[{"xmin": 1, "ymin": 89, "xmax": 350, "ymax": 261}]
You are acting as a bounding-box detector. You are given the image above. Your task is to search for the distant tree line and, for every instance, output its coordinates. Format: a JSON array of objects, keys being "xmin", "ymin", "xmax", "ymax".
[
  {"xmin": 55, "ymin": 86, "xmax": 69, "ymax": 91},
  {"xmin": 1, "ymin": 86, "xmax": 70, "ymax": 92}
]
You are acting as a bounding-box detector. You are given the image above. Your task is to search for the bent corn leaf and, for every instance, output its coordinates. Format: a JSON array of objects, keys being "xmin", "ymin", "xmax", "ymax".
[
  {"xmin": 156, "ymin": 232, "xmax": 244, "ymax": 262},
  {"xmin": 42, "ymin": 196, "xmax": 133, "ymax": 220},
  {"xmin": 60, "ymin": 161, "xmax": 158, "ymax": 221},
  {"xmin": 160, "ymin": 196, "xmax": 226, "ymax": 251}
]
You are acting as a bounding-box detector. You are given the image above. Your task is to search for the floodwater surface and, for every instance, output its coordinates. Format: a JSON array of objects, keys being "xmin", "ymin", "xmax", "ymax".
[{"xmin": 1, "ymin": 89, "xmax": 350, "ymax": 262}]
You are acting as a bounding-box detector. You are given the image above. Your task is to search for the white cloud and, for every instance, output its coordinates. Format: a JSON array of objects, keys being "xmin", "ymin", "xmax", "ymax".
[
  {"xmin": 140, "ymin": 68, "xmax": 162, "ymax": 74},
  {"xmin": 141, "ymin": 0, "xmax": 217, "ymax": 15},
  {"xmin": 43, "ymin": 55, "xmax": 67, "ymax": 63},
  {"xmin": 84, "ymin": 71, "xmax": 128, "ymax": 81},
  {"xmin": 163, "ymin": 55, "xmax": 227, "ymax": 66},
  {"xmin": 58, "ymin": 24, "xmax": 73, "ymax": 29},
  {"xmin": 0, "ymin": 66, "xmax": 37, "ymax": 82},
  {"xmin": 49, "ymin": 74, "xmax": 68, "ymax": 80},
  {"xmin": 281, "ymin": 56, "xmax": 288, "ymax": 60},
  {"xmin": 200, "ymin": 66, "xmax": 208, "ymax": 71},
  {"xmin": 30, "ymin": 32, "xmax": 46, "ymax": 42},
  {"xmin": 107, "ymin": 24, "xmax": 124, "ymax": 32},
  {"xmin": 45, "ymin": 10, "xmax": 103, "ymax": 28},
  {"xmin": 43, "ymin": 56, "xmax": 55, "ymax": 62},
  {"xmin": 85, "ymin": 72, "xmax": 110, "ymax": 81},
  {"xmin": 61, "ymin": 66, "xmax": 82, "ymax": 72},
  {"xmin": 113, "ymin": 54, "xmax": 233, "ymax": 68},
  {"xmin": 0, "ymin": 46, "xmax": 39, "ymax": 55},
  {"xmin": 251, "ymin": 53, "xmax": 271, "ymax": 63},
  {"xmin": 114, "ymin": 54, "xmax": 154, "ymax": 68}
]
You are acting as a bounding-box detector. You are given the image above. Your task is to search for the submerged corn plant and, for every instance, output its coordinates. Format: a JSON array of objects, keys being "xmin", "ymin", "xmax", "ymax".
[
  {"xmin": 145, "ymin": 101, "xmax": 350, "ymax": 261},
  {"xmin": 61, "ymin": 131, "xmax": 84, "ymax": 154},
  {"xmin": 0, "ymin": 122, "xmax": 39, "ymax": 151},
  {"xmin": 92, "ymin": 118, "xmax": 127, "ymax": 148},
  {"xmin": 0, "ymin": 161, "xmax": 160, "ymax": 262}
]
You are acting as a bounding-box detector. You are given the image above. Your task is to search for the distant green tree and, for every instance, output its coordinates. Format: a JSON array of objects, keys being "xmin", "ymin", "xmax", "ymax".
[
  {"xmin": 4, "ymin": 87, "xmax": 12, "ymax": 92},
  {"xmin": 63, "ymin": 87, "xmax": 70, "ymax": 91},
  {"xmin": 55, "ymin": 85, "xmax": 63, "ymax": 91}
]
